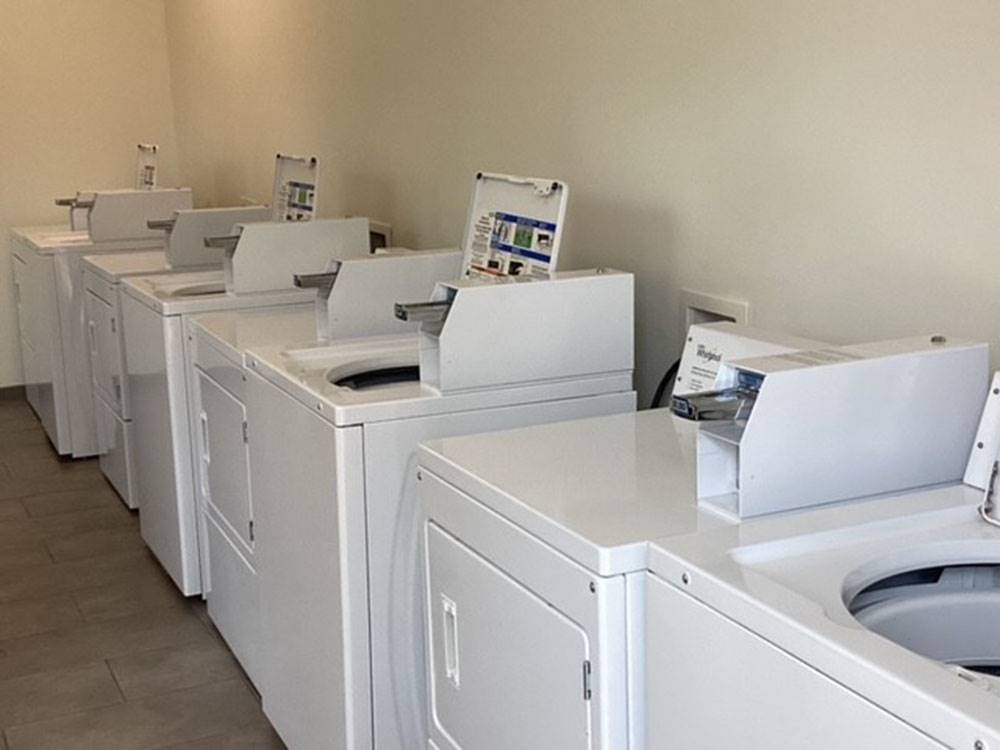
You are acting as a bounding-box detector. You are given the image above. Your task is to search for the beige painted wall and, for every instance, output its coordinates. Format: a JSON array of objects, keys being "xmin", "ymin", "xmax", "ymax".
[
  {"xmin": 162, "ymin": 1, "xmax": 999, "ymax": 402},
  {"xmin": 0, "ymin": 0, "xmax": 180, "ymax": 387}
]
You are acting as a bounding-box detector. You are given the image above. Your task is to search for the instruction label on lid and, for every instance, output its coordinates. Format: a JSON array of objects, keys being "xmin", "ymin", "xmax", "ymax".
[
  {"xmin": 272, "ymin": 154, "xmax": 319, "ymax": 222},
  {"xmin": 468, "ymin": 211, "xmax": 557, "ymax": 279},
  {"xmin": 135, "ymin": 144, "xmax": 158, "ymax": 190}
]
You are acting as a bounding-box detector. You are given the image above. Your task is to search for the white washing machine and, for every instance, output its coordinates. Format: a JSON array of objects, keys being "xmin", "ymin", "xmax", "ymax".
[
  {"xmin": 121, "ymin": 217, "xmax": 373, "ymax": 595},
  {"xmin": 244, "ymin": 263, "xmax": 635, "ymax": 750},
  {"xmin": 10, "ymin": 188, "xmax": 193, "ymax": 456},
  {"xmin": 417, "ymin": 409, "xmax": 717, "ymax": 750},
  {"xmin": 417, "ymin": 334, "xmax": 991, "ymax": 750},
  {"xmin": 82, "ymin": 205, "xmax": 271, "ymax": 508},
  {"xmin": 645, "ymin": 337, "xmax": 996, "ymax": 749},
  {"xmin": 646, "ymin": 487, "xmax": 1000, "ymax": 748},
  {"xmin": 415, "ymin": 324, "xmax": 826, "ymax": 750},
  {"xmin": 187, "ymin": 247, "xmax": 460, "ymax": 688}
]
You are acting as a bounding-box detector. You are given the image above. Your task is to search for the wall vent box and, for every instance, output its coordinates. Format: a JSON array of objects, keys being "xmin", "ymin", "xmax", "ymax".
[{"xmin": 679, "ymin": 289, "xmax": 749, "ymax": 333}]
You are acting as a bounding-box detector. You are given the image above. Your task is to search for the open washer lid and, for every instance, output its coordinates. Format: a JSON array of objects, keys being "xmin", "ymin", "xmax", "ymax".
[{"xmin": 460, "ymin": 172, "xmax": 568, "ymax": 280}]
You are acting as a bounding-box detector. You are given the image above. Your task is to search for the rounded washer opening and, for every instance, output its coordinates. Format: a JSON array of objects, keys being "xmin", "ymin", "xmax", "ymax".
[
  {"xmin": 329, "ymin": 365, "xmax": 420, "ymax": 391},
  {"xmin": 166, "ymin": 282, "xmax": 225, "ymax": 298},
  {"xmin": 848, "ymin": 564, "xmax": 1000, "ymax": 680}
]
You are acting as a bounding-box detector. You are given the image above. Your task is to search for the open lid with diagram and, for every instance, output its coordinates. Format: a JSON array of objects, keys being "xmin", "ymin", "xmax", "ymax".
[
  {"xmin": 460, "ymin": 172, "xmax": 568, "ymax": 280},
  {"xmin": 135, "ymin": 144, "xmax": 158, "ymax": 190},
  {"xmin": 272, "ymin": 153, "xmax": 319, "ymax": 222}
]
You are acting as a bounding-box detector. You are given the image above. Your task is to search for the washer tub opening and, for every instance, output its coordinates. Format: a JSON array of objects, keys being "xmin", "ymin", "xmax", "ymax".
[
  {"xmin": 329, "ymin": 365, "xmax": 420, "ymax": 391},
  {"xmin": 848, "ymin": 564, "xmax": 1000, "ymax": 679}
]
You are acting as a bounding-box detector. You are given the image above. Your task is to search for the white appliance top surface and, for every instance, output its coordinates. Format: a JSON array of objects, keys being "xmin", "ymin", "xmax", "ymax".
[
  {"xmin": 121, "ymin": 269, "xmax": 314, "ymax": 315},
  {"xmin": 191, "ymin": 307, "xmax": 317, "ymax": 367},
  {"xmin": 12, "ymin": 224, "xmax": 162, "ymax": 254},
  {"xmin": 419, "ymin": 409, "xmax": 730, "ymax": 575},
  {"xmin": 81, "ymin": 250, "xmax": 171, "ymax": 283},
  {"xmin": 245, "ymin": 336, "xmax": 632, "ymax": 428},
  {"xmin": 647, "ymin": 483, "xmax": 1000, "ymax": 742}
]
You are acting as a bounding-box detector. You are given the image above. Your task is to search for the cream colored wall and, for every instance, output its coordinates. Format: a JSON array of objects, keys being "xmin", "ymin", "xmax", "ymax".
[
  {"xmin": 0, "ymin": 0, "xmax": 180, "ymax": 387},
  {"xmin": 165, "ymin": 0, "xmax": 1000, "ymax": 403},
  {"xmin": 163, "ymin": 0, "xmax": 372, "ymax": 213}
]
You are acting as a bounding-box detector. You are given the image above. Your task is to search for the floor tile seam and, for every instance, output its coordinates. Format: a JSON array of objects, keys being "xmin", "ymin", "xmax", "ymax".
[
  {"xmin": 0, "ymin": 605, "xmax": 211, "ymax": 661},
  {"xmin": 141, "ymin": 679, "xmax": 266, "ymax": 750},
  {"xmin": 104, "ymin": 657, "xmax": 128, "ymax": 703},
  {"xmin": 0, "ymin": 658, "xmax": 115, "ymax": 685},
  {"xmin": 94, "ymin": 628, "xmax": 223, "ymax": 667},
  {"xmin": 22, "ymin": 499, "xmax": 121, "ymax": 522},
  {"xmin": 0, "ymin": 631, "xmax": 220, "ymax": 697},
  {"xmin": 43, "ymin": 533, "xmax": 145, "ymax": 564},
  {"xmin": 0, "ymin": 659, "xmax": 127, "ymax": 725},
  {"xmin": 0, "ymin": 567, "xmax": 162, "ymax": 606},
  {"xmin": 4, "ymin": 674, "xmax": 255, "ymax": 740},
  {"xmin": 111, "ymin": 667, "xmax": 252, "ymax": 705},
  {"xmin": 0, "ymin": 680, "xmax": 130, "ymax": 739}
]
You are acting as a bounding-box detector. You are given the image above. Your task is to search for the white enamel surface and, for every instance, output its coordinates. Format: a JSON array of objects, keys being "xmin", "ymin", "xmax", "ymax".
[
  {"xmin": 647, "ymin": 485, "xmax": 1000, "ymax": 747},
  {"xmin": 248, "ymin": 367, "xmax": 634, "ymax": 749},
  {"xmin": 122, "ymin": 269, "xmax": 314, "ymax": 316},
  {"xmin": 419, "ymin": 270, "xmax": 634, "ymax": 394},
  {"xmin": 122, "ymin": 269, "xmax": 320, "ymax": 595},
  {"xmin": 243, "ymin": 320, "xmax": 635, "ymax": 749},
  {"xmin": 12, "ymin": 224, "xmax": 163, "ymax": 255},
  {"xmin": 81, "ymin": 250, "xmax": 171, "ymax": 283},
  {"xmin": 419, "ymin": 410, "xmax": 727, "ymax": 576},
  {"xmin": 84, "ymin": 188, "xmax": 192, "ymax": 242},
  {"xmin": 425, "ymin": 523, "xmax": 591, "ymax": 749},
  {"xmin": 164, "ymin": 206, "xmax": 270, "ymax": 269},
  {"xmin": 82, "ymin": 252, "xmax": 228, "ymax": 505},
  {"xmin": 322, "ymin": 249, "xmax": 463, "ymax": 340},
  {"xmin": 248, "ymin": 336, "xmax": 633, "ymax": 428},
  {"xmin": 190, "ymin": 307, "xmax": 316, "ymax": 368},
  {"xmin": 187, "ymin": 305, "xmax": 319, "ymax": 691},
  {"xmin": 224, "ymin": 217, "xmax": 370, "ymax": 295},
  {"xmin": 9, "ymin": 227, "xmax": 165, "ymax": 456},
  {"xmin": 94, "ymin": 393, "xmax": 136, "ymax": 509},
  {"xmin": 702, "ymin": 337, "xmax": 989, "ymax": 517},
  {"xmin": 644, "ymin": 572, "xmax": 947, "ymax": 749}
]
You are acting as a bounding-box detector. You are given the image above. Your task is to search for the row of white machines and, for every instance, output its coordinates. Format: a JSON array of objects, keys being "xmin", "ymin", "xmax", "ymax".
[
  {"xmin": 417, "ymin": 333, "xmax": 1000, "ymax": 748},
  {"xmin": 25, "ymin": 169, "xmax": 637, "ymax": 749},
  {"xmin": 11, "ymin": 188, "xmax": 195, "ymax": 457},
  {"xmin": 10, "ymin": 152, "xmax": 327, "ymax": 461},
  {"xmin": 187, "ymin": 173, "xmax": 638, "ymax": 750}
]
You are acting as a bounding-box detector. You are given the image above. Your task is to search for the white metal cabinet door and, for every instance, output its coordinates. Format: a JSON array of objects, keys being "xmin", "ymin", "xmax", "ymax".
[
  {"xmin": 204, "ymin": 510, "xmax": 261, "ymax": 687},
  {"xmin": 85, "ymin": 289, "xmax": 123, "ymax": 411},
  {"xmin": 644, "ymin": 573, "xmax": 946, "ymax": 749},
  {"xmin": 11, "ymin": 253, "xmax": 37, "ymax": 395},
  {"xmin": 426, "ymin": 523, "xmax": 592, "ymax": 750},
  {"xmin": 94, "ymin": 392, "xmax": 135, "ymax": 508},
  {"xmin": 198, "ymin": 372, "xmax": 252, "ymax": 550}
]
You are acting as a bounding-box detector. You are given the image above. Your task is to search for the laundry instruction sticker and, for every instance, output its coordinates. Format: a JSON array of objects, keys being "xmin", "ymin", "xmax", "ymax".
[{"xmin": 468, "ymin": 211, "xmax": 557, "ymax": 279}]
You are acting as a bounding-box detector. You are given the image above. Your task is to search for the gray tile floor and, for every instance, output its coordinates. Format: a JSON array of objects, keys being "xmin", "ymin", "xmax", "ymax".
[{"xmin": 0, "ymin": 400, "xmax": 283, "ymax": 749}]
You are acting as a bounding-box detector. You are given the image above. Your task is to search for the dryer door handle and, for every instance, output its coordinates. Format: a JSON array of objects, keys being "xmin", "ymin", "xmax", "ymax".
[
  {"xmin": 442, "ymin": 595, "xmax": 460, "ymax": 689},
  {"xmin": 199, "ymin": 411, "xmax": 211, "ymax": 498}
]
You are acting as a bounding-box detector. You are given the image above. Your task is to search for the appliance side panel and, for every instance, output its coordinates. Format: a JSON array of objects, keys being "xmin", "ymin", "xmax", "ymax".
[
  {"xmin": 247, "ymin": 371, "xmax": 369, "ymax": 750},
  {"xmin": 643, "ymin": 573, "xmax": 946, "ymax": 749},
  {"xmin": 25, "ymin": 250, "xmax": 70, "ymax": 452},
  {"xmin": 123, "ymin": 298, "xmax": 199, "ymax": 594},
  {"xmin": 364, "ymin": 390, "xmax": 635, "ymax": 750},
  {"xmin": 54, "ymin": 253, "xmax": 98, "ymax": 456},
  {"xmin": 625, "ymin": 572, "xmax": 645, "ymax": 750}
]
